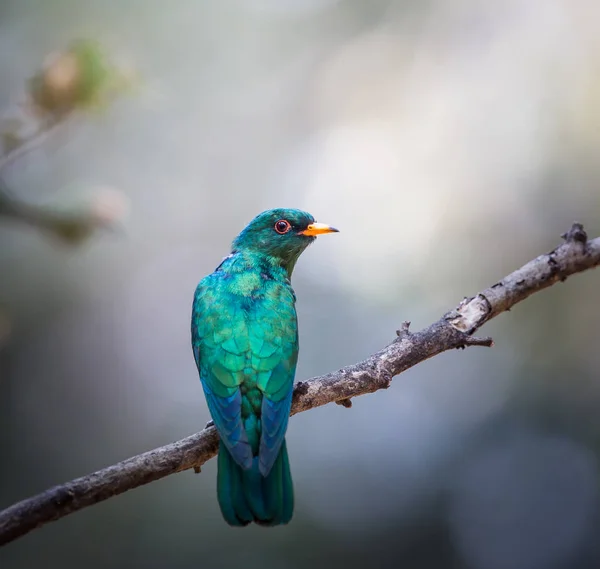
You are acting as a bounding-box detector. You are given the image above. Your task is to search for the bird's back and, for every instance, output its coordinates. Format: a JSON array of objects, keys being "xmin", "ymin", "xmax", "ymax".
[{"xmin": 192, "ymin": 252, "xmax": 298, "ymax": 471}]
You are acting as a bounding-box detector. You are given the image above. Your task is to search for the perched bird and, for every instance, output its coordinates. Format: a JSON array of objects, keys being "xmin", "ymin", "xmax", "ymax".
[{"xmin": 191, "ymin": 209, "xmax": 338, "ymax": 526}]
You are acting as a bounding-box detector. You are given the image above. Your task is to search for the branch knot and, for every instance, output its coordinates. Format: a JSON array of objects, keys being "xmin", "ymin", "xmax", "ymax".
[{"xmin": 562, "ymin": 222, "xmax": 587, "ymax": 245}]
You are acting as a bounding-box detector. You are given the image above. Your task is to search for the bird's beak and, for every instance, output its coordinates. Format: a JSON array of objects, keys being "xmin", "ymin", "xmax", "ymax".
[{"xmin": 300, "ymin": 222, "xmax": 339, "ymax": 236}]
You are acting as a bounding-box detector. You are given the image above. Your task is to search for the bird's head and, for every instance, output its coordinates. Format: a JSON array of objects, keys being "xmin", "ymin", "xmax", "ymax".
[{"xmin": 232, "ymin": 208, "xmax": 338, "ymax": 274}]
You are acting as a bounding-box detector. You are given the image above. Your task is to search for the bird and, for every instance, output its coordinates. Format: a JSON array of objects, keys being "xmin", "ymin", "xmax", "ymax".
[{"xmin": 191, "ymin": 208, "xmax": 338, "ymax": 526}]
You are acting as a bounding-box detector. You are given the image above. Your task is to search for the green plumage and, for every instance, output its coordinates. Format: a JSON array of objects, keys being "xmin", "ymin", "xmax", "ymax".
[{"xmin": 191, "ymin": 209, "xmax": 338, "ymax": 526}]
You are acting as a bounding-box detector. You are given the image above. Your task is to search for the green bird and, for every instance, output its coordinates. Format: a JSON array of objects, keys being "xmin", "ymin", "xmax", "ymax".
[{"xmin": 191, "ymin": 209, "xmax": 338, "ymax": 526}]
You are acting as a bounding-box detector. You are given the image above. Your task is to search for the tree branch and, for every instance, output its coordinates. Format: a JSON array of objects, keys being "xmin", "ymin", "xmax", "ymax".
[{"xmin": 1, "ymin": 223, "xmax": 599, "ymax": 546}]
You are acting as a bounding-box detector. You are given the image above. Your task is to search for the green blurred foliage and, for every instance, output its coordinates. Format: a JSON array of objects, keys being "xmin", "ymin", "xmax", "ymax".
[
  {"xmin": 28, "ymin": 38, "xmax": 133, "ymax": 119},
  {"xmin": 0, "ymin": 38, "xmax": 132, "ymax": 246}
]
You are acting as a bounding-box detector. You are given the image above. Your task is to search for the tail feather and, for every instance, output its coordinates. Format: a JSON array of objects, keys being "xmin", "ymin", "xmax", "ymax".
[
  {"xmin": 216, "ymin": 443, "xmax": 253, "ymax": 526},
  {"xmin": 217, "ymin": 439, "xmax": 294, "ymax": 526}
]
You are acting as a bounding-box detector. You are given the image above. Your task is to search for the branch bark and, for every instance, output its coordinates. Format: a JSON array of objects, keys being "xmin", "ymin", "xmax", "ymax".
[{"xmin": 1, "ymin": 223, "xmax": 599, "ymax": 546}]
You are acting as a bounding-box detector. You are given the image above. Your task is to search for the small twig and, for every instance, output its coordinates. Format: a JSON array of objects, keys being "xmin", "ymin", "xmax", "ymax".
[
  {"xmin": 0, "ymin": 116, "xmax": 65, "ymax": 174},
  {"xmin": 1, "ymin": 223, "xmax": 599, "ymax": 546},
  {"xmin": 457, "ymin": 336, "xmax": 494, "ymax": 349}
]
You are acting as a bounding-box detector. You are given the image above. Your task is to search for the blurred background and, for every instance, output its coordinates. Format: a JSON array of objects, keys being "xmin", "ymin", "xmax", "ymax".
[{"xmin": 1, "ymin": 1, "xmax": 600, "ymax": 568}]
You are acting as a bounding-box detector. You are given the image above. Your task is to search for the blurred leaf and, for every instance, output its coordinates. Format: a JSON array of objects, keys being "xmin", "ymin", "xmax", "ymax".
[
  {"xmin": 47, "ymin": 215, "xmax": 100, "ymax": 244},
  {"xmin": 28, "ymin": 39, "xmax": 135, "ymax": 119},
  {"xmin": 46, "ymin": 187, "xmax": 130, "ymax": 245}
]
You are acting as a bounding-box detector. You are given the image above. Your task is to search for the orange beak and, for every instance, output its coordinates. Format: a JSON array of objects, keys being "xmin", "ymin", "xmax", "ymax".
[{"xmin": 300, "ymin": 222, "xmax": 339, "ymax": 236}]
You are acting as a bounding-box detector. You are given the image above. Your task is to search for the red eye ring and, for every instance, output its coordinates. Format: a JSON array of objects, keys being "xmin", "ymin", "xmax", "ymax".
[{"xmin": 274, "ymin": 219, "xmax": 292, "ymax": 234}]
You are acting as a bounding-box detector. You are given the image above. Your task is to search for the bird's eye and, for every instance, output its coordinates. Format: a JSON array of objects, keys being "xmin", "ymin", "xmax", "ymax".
[{"xmin": 274, "ymin": 220, "xmax": 292, "ymax": 234}]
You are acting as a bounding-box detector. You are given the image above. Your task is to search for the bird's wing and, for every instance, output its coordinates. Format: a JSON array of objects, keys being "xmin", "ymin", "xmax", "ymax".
[
  {"xmin": 192, "ymin": 277, "xmax": 253, "ymax": 470},
  {"xmin": 252, "ymin": 287, "xmax": 299, "ymax": 477}
]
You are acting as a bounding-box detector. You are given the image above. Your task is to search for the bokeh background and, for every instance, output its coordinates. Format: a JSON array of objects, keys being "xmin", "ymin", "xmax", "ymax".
[{"xmin": 1, "ymin": 1, "xmax": 600, "ymax": 568}]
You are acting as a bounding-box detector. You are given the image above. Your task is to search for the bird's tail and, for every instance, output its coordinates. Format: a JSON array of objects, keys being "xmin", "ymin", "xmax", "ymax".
[{"xmin": 216, "ymin": 439, "xmax": 294, "ymax": 527}]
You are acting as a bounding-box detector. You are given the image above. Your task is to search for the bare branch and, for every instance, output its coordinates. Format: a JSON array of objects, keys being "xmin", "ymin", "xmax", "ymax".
[{"xmin": 1, "ymin": 223, "xmax": 599, "ymax": 546}]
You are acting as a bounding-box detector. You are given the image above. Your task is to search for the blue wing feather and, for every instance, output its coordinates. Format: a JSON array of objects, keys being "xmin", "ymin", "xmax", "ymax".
[
  {"xmin": 201, "ymin": 376, "xmax": 253, "ymax": 470},
  {"xmin": 259, "ymin": 389, "xmax": 293, "ymax": 476}
]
